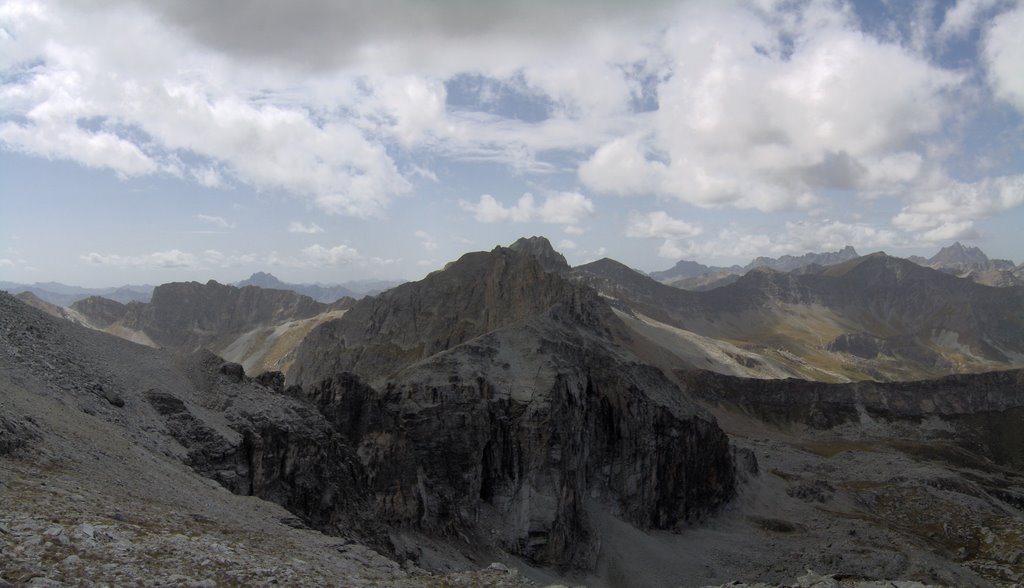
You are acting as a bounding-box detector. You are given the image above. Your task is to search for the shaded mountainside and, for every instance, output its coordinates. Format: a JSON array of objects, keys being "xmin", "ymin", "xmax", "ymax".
[
  {"xmin": 572, "ymin": 253, "xmax": 1024, "ymax": 381},
  {"xmin": 69, "ymin": 281, "xmax": 353, "ymax": 375}
]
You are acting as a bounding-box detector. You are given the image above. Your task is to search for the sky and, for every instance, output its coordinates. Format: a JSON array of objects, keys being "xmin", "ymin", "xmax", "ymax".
[{"xmin": 1, "ymin": 0, "xmax": 1024, "ymax": 287}]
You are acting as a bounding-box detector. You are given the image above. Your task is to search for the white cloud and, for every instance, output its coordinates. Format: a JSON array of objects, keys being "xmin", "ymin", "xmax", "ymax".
[
  {"xmin": 0, "ymin": 2, "xmax": 411, "ymax": 217},
  {"xmin": 578, "ymin": 135, "xmax": 667, "ymax": 197},
  {"xmin": 0, "ymin": 122, "xmax": 158, "ymax": 177},
  {"xmin": 938, "ymin": 0, "xmax": 1005, "ymax": 40},
  {"xmin": 196, "ymin": 214, "xmax": 235, "ymax": 229},
  {"xmin": 191, "ymin": 167, "xmax": 225, "ymax": 188},
  {"xmin": 300, "ymin": 244, "xmax": 363, "ymax": 266},
  {"xmin": 0, "ymin": 258, "xmax": 14, "ymax": 268},
  {"xmin": 580, "ymin": 3, "xmax": 963, "ymax": 212},
  {"xmin": 288, "ymin": 221, "xmax": 325, "ymax": 234},
  {"xmin": 557, "ymin": 239, "xmax": 577, "ymax": 251},
  {"xmin": 624, "ymin": 211, "xmax": 702, "ymax": 240},
  {"xmin": 892, "ymin": 172, "xmax": 1024, "ymax": 242},
  {"xmin": 460, "ymin": 191, "xmax": 595, "ymax": 225},
  {"xmin": 0, "ymin": 0, "xmax": 1014, "ymax": 259},
  {"xmin": 414, "ymin": 230, "xmax": 438, "ymax": 251},
  {"xmin": 984, "ymin": 3, "xmax": 1024, "ymax": 113}
]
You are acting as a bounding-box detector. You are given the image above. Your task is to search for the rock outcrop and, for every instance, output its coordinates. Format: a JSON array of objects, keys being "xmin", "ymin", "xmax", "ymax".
[
  {"xmin": 299, "ymin": 320, "xmax": 736, "ymax": 568},
  {"xmin": 288, "ymin": 238, "xmax": 740, "ymax": 568}
]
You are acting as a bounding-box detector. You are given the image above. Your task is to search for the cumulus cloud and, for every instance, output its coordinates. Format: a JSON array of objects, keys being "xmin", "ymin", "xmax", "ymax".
[
  {"xmin": 196, "ymin": 214, "xmax": 235, "ymax": 229},
  {"xmin": 460, "ymin": 192, "xmax": 594, "ymax": 226},
  {"xmin": 983, "ymin": 2, "xmax": 1024, "ymax": 113},
  {"xmin": 0, "ymin": 0, "xmax": 1014, "ymax": 254},
  {"xmin": 625, "ymin": 211, "xmax": 703, "ymax": 259},
  {"xmin": 938, "ymin": 0, "xmax": 1006, "ymax": 40},
  {"xmin": 300, "ymin": 244, "xmax": 363, "ymax": 266},
  {"xmin": 892, "ymin": 173, "xmax": 1024, "ymax": 242},
  {"xmin": 288, "ymin": 221, "xmax": 325, "ymax": 234},
  {"xmin": 624, "ymin": 211, "xmax": 702, "ymax": 240},
  {"xmin": 580, "ymin": 3, "xmax": 962, "ymax": 212},
  {"xmin": 0, "ymin": 258, "xmax": 15, "ymax": 268},
  {"xmin": 0, "ymin": 1, "xmax": 410, "ymax": 217},
  {"xmin": 557, "ymin": 239, "xmax": 577, "ymax": 251}
]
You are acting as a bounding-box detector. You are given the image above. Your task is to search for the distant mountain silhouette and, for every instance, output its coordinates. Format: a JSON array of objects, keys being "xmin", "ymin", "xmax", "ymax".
[
  {"xmin": 907, "ymin": 242, "xmax": 1020, "ymax": 287},
  {"xmin": 650, "ymin": 246, "xmax": 859, "ymax": 289}
]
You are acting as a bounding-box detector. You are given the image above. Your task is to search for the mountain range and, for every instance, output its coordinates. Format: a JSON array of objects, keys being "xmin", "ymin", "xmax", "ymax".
[
  {"xmin": 5, "ymin": 236, "xmax": 1024, "ymax": 586},
  {"xmin": 0, "ymin": 273, "xmax": 405, "ymax": 309},
  {"xmin": 0, "ymin": 281, "xmax": 154, "ymax": 306},
  {"xmin": 574, "ymin": 251, "xmax": 1024, "ymax": 382},
  {"xmin": 651, "ymin": 242, "xmax": 1023, "ymax": 290},
  {"xmin": 233, "ymin": 272, "xmax": 404, "ymax": 302}
]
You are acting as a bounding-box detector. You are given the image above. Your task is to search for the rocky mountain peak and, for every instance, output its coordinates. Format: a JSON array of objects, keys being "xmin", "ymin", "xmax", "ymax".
[
  {"xmin": 239, "ymin": 272, "xmax": 286, "ymax": 289},
  {"xmin": 930, "ymin": 241, "xmax": 989, "ymax": 266},
  {"xmin": 507, "ymin": 236, "xmax": 569, "ymax": 273}
]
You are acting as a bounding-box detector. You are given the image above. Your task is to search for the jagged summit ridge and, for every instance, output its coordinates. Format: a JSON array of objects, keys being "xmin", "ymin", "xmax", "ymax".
[
  {"xmin": 290, "ymin": 237, "xmax": 606, "ymax": 387},
  {"xmin": 929, "ymin": 241, "xmax": 990, "ymax": 266},
  {"xmin": 507, "ymin": 235, "xmax": 570, "ymax": 273}
]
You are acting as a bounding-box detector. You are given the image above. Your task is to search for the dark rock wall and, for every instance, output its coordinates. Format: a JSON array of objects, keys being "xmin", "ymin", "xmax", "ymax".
[{"xmin": 301, "ymin": 369, "xmax": 736, "ymax": 569}]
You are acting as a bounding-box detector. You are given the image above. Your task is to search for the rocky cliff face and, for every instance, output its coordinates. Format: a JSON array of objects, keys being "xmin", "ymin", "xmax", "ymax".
[
  {"xmin": 137, "ymin": 281, "xmax": 328, "ymax": 349},
  {"xmin": 71, "ymin": 280, "xmax": 328, "ymax": 351},
  {"xmin": 297, "ymin": 314, "xmax": 736, "ymax": 568},
  {"xmin": 681, "ymin": 368, "xmax": 1024, "ymax": 468},
  {"xmin": 286, "ymin": 238, "xmax": 740, "ymax": 568}
]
